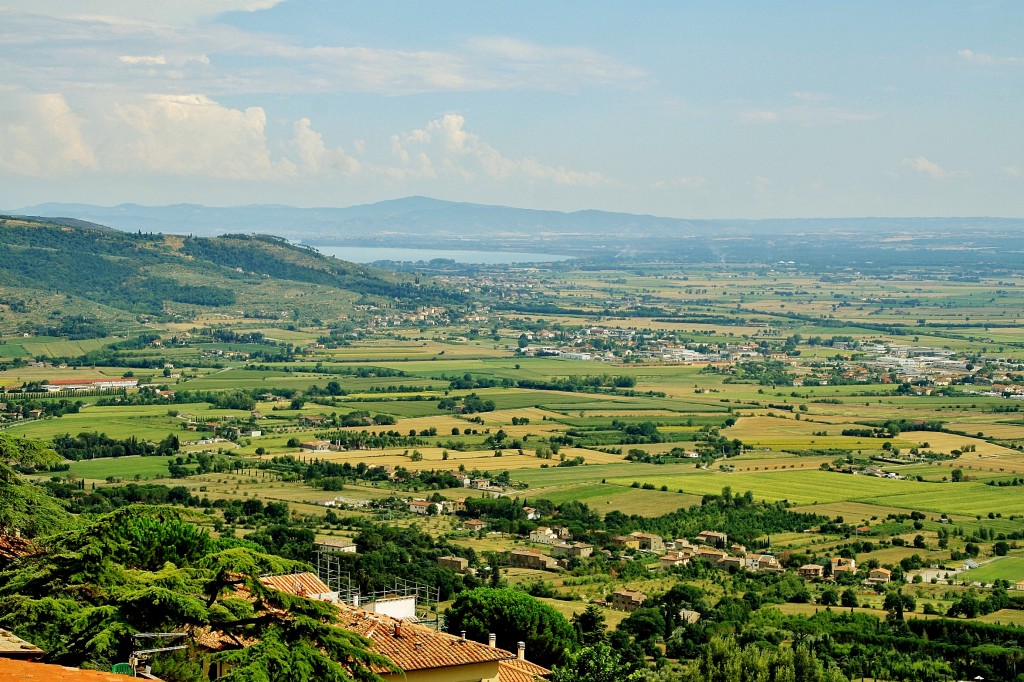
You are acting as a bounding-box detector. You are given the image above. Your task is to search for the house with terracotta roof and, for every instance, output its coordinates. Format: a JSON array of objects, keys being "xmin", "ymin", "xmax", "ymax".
[
  {"xmin": 831, "ymin": 557, "xmax": 857, "ymax": 577},
  {"xmin": 612, "ymin": 535, "xmax": 641, "ymax": 551},
  {"xmin": 259, "ymin": 572, "xmax": 339, "ymax": 602},
  {"xmin": 0, "ymin": 533, "xmax": 35, "ymax": 568},
  {"xmin": 234, "ymin": 572, "xmax": 549, "ymax": 681},
  {"xmin": 0, "ymin": 659, "xmax": 163, "ymax": 680},
  {"xmin": 629, "ymin": 532, "xmax": 665, "ymax": 553},
  {"xmin": 867, "ymin": 567, "xmax": 892, "ymax": 584},
  {"xmin": 464, "ymin": 519, "xmax": 487, "ymax": 533},
  {"xmin": 508, "ymin": 548, "xmax": 558, "ymax": 571},
  {"xmin": 695, "ymin": 530, "xmax": 728, "ymax": 548},
  {"xmin": 0, "ymin": 627, "xmax": 44, "ymax": 660},
  {"xmin": 798, "ymin": 564, "xmax": 825, "ymax": 580},
  {"xmin": 407, "ymin": 499, "xmax": 439, "ymax": 515},
  {"xmin": 659, "ymin": 551, "xmax": 691, "ymax": 570},
  {"xmin": 609, "ymin": 589, "xmax": 647, "ymax": 612},
  {"xmin": 438, "ymin": 555, "xmax": 470, "ymax": 572}
]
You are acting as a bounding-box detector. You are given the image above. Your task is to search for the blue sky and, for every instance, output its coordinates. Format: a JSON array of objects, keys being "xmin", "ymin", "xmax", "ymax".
[{"xmin": 0, "ymin": 1, "xmax": 1021, "ymax": 218}]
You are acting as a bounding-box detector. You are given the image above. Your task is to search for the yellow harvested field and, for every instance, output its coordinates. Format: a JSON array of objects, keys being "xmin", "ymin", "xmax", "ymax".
[
  {"xmin": 307, "ymin": 445, "xmax": 623, "ymax": 472},
  {"xmin": 945, "ymin": 422, "xmax": 1024, "ymax": 439},
  {"xmin": 911, "ymin": 432, "xmax": 1019, "ymax": 456}
]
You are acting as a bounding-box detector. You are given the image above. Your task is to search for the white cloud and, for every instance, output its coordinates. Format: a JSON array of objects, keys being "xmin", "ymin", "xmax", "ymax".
[
  {"xmin": 655, "ymin": 176, "xmax": 709, "ymax": 191},
  {"xmin": 465, "ymin": 37, "xmax": 649, "ymax": 91},
  {"xmin": 289, "ymin": 118, "xmax": 360, "ymax": 176},
  {"xmin": 901, "ymin": 156, "xmax": 950, "ymax": 181},
  {"xmin": 791, "ymin": 91, "xmax": 830, "ymax": 102},
  {"xmin": 100, "ymin": 94, "xmax": 278, "ymax": 178},
  {"xmin": 741, "ymin": 106, "xmax": 876, "ymax": 126},
  {"xmin": 0, "ymin": 93, "xmax": 96, "ymax": 176},
  {"xmin": 389, "ymin": 113, "xmax": 608, "ymax": 186},
  {"xmin": 0, "ymin": 1, "xmax": 285, "ymax": 25},
  {"xmin": 958, "ymin": 49, "xmax": 1023, "ymax": 65},
  {"xmin": 1003, "ymin": 165, "xmax": 1024, "ymax": 178},
  {"xmin": 119, "ymin": 54, "xmax": 167, "ymax": 65},
  {"xmin": 0, "ymin": 5, "xmax": 646, "ymax": 97},
  {"xmin": 0, "ymin": 94, "xmax": 611, "ymax": 195}
]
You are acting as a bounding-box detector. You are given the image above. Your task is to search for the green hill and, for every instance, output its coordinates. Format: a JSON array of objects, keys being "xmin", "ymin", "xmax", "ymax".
[{"xmin": 0, "ymin": 216, "xmax": 459, "ymax": 336}]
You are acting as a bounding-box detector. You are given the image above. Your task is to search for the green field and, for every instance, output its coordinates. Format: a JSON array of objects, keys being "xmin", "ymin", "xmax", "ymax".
[
  {"xmin": 68, "ymin": 456, "xmax": 184, "ymax": 481},
  {"xmin": 961, "ymin": 557, "xmax": 1024, "ymax": 584},
  {"xmin": 0, "ymin": 343, "xmax": 27, "ymax": 358}
]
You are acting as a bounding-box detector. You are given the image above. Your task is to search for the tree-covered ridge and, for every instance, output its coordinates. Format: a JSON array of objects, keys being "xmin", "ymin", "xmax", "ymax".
[
  {"xmin": 180, "ymin": 234, "xmax": 462, "ymax": 303},
  {"xmin": 0, "ymin": 216, "xmax": 462, "ymax": 324}
]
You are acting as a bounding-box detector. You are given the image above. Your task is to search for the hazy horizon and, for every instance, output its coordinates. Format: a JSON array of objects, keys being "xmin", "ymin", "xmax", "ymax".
[{"xmin": 1, "ymin": 2, "xmax": 1022, "ymax": 219}]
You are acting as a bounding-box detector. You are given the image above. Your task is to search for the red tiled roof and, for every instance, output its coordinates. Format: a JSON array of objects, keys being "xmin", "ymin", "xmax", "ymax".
[
  {"xmin": 0, "ymin": 628, "xmax": 44, "ymax": 657},
  {"xmin": 259, "ymin": 572, "xmax": 334, "ymax": 598},
  {"xmin": 499, "ymin": 657, "xmax": 550, "ymax": 681},
  {"xmin": 337, "ymin": 606, "xmax": 511, "ymax": 673},
  {"xmin": 0, "ymin": 534, "xmax": 35, "ymax": 563},
  {"xmin": 0, "ymin": 659, "xmax": 152, "ymax": 680}
]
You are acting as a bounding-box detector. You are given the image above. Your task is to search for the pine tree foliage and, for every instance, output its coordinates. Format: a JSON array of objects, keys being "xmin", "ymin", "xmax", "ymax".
[{"xmin": 0, "ymin": 502, "xmax": 393, "ymax": 680}]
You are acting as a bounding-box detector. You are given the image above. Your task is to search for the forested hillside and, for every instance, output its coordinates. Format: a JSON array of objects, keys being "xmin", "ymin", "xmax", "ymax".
[{"xmin": 0, "ymin": 216, "xmax": 458, "ymax": 334}]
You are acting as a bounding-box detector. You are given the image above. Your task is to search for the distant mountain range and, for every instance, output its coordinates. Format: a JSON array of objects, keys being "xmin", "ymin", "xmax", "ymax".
[
  {"xmin": 11, "ymin": 197, "xmax": 1024, "ymax": 266},
  {"xmin": 14, "ymin": 197, "xmax": 1023, "ymax": 241}
]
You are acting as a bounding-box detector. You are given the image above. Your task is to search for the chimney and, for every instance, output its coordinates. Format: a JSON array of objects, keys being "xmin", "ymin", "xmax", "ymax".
[
  {"xmin": 488, "ymin": 633, "xmax": 496, "ymax": 648},
  {"xmin": 461, "ymin": 630, "xmax": 467, "ymax": 641},
  {"xmin": 353, "ymin": 594, "xmax": 360, "ymax": 608},
  {"xmin": 517, "ymin": 642, "xmax": 525, "ymax": 661},
  {"xmin": 393, "ymin": 621, "xmax": 402, "ymax": 638}
]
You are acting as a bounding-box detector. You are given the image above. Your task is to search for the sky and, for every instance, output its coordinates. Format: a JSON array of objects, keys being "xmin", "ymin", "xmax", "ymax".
[{"xmin": 0, "ymin": 1, "xmax": 1022, "ymax": 218}]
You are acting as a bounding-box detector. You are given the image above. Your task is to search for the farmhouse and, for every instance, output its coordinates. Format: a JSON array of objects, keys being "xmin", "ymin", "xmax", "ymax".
[
  {"xmin": 867, "ymin": 567, "xmax": 892, "ymax": 585},
  {"xmin": 300, "ymin": 440, "xmax": 331, "ymax": 452},
  {"xmin": 678, "ymin": 609, "xmax": 702, "ymax": 625},
  {"xmin": 507, "ymin": 548, "xmax": 558, "ymax": 571},
  {"xmin": 696, "ymin": 547, "xmax": 728, "ymax": 563},
  {"xmin": 798, "ymin": 564, "xmax": 825, "ymax": 580},
  {"xmin": 695, "ymin": 530, "xmax": 728, "ymax": 548},
  {"xmin": 464, "ymin": 519, "xmax": 487, "ymax": 533},
  {"xmin": 612, "ymin": 535, "xmax": 642, "ymax": 551},
  {"xmin": 314, "ymin": 538, "xmax": 357, "ymax": 554},
  {"xmin": 407, "ymin": 500, "xmax": 438, "ymax": 515},
  {"xmin": 550, "ymin": 542, "xmax": 593, "ymax": 559},
  {"xmin": 660, "ymin": 551, "xmax": 691, "ymax": 570},
  {"xmin": 609, "ymin": 589, "xmax": 647, "ymax": 612},
  {"xmin": 745, "ymin": 554, "xmax": 783, "ymax": 572},
  {"xmin": 629, "ymin": 532, "xmax": 666, "ymax": 552},
  {"xmin": 437, "ymin": 556, "xmax": 469, "ymax": 572},
  {"xmin": 529, "ymin": 527, "xmax": 559, "ymax": 544},
  {"xmin": 831, "ymin": 557, "xmax": 857, "ymax": 577}
]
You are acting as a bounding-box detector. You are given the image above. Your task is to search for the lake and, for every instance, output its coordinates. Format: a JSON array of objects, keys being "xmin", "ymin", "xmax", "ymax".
[{"xmin": 308, "ymin": 245, "xmax": 571, "ymax": 264}]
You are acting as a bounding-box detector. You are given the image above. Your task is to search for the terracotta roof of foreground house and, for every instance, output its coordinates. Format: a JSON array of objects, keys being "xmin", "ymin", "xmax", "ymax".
[
  {"xmin": 0, "ymin": 533, "xmax": 35, "ymax": 563},
  {"xmin": 498, "ymin": 657, "xmax": 551, "ymax": 682},
  {"xmin": 0, "ymin": 628, "xmax": 45, "ymax": 658},
  {"xmin": 259, "ymin": 572, "xmax": 334, "ymax": 598},
  {"xmin": 0, "ymin": 659, "xmax": 161, "ymax": 680},
  {"xmin": 336, "ymin": 604, "xmax": 512, "ymax": 674}
]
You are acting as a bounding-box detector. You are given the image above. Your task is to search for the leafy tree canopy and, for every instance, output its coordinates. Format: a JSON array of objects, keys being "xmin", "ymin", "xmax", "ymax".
[{"xmin": 443, "ymin": 587, "xmax": 576, "ymax": 668}]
